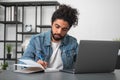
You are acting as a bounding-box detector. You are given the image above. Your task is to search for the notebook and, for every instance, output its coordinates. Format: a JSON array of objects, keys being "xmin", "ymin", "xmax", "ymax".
[
  {"xmin": 60, "ymin": 40, "xmax": 119, "ymax": 74},
  {"xmin": 14, "ymin": 59, "xmax": 60, "ymax": 73}
]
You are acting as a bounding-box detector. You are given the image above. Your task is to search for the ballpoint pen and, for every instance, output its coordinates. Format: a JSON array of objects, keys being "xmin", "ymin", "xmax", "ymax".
[{"xmin": 35, "ymin": 51, "xmax": 47, "ymax": 69}]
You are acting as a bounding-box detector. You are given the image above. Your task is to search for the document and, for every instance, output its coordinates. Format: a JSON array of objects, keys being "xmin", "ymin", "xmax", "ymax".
[
  {"xmin": 14, "ymin": 59, "xmax": 45, "ymax": 69},
  {"xmin": 14, "ymin": 67, "xmax": 44, "ymax": 73},
  {"xmin": 14, "ymin": 59, "xmax": 59, "ymax": 73},
  {"xmin": 14, "ymin": 59, "xmax": 44, "ymax": 73}
]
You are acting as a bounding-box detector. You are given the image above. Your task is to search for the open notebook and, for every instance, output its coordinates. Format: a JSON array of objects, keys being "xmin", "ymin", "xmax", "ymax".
[{"xmin": 14, "ymin": 59, "xmax": 59, "ymax": 73}]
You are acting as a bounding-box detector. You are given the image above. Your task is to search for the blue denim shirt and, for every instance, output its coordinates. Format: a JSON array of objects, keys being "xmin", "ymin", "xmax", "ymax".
[{"xmin": 21, "ymin": 30, "xmax": 78, "ymax": 69}]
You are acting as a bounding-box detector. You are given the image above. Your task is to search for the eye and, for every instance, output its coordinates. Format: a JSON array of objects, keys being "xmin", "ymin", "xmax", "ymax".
[
  {"xmin": 55, "ymin": 24, "xmax": 60, "ymax": 28},
  {"xmin": 62, "ymin": 28, "xmax": 69, "ymax": 31}
]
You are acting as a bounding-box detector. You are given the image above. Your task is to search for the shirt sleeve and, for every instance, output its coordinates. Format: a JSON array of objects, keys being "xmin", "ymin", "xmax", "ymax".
[{"xmin": 20, "ymin": 36, "xmax": 38, "ymax": 61}]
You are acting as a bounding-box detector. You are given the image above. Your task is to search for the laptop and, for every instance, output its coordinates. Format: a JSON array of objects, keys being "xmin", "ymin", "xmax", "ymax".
[{"xmin": 60, "ymin": 40, "xmax": 119, "ymax": 74}]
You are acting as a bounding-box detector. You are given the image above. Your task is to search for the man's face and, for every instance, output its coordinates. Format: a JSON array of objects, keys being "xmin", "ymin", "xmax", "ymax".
[{"xmin": 51, "ymin": 19, "xmax": 70, "ymax": 42}]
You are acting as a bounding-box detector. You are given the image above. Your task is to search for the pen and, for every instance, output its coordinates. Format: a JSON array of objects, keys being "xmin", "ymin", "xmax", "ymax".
[
  {"xmin": 35, "ymin": 51, "xmax": 47, "ymax": 69},
  {"xmin": 36, "ymin": 51, "xmax": 45, "ymax": 61}
]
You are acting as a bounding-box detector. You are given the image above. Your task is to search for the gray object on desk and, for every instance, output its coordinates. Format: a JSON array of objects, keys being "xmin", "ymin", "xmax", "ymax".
[
  {"xmin": 0, "ymin": 70, "xmax": 120, "ymax": 80},
  {"xmin": 61, "ymin": 40, "xmax": 119, "ymax": 74}
]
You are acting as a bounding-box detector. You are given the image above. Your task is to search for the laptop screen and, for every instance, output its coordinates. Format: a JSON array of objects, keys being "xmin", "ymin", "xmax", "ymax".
[{"xmin": 74, "ymin": 40, "xmax": 119, "ymax": 73}]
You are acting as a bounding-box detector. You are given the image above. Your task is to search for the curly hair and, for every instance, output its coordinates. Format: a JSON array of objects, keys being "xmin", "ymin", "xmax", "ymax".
[{"xmin": 51, "ymin": 4, "xmax": 79, "ymax": 28}]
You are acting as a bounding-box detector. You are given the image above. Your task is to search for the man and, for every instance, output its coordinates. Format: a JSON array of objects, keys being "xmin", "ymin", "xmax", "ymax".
[{"xmin": 21, "ymin": 4, "xmax": 79, "ymax": 70}]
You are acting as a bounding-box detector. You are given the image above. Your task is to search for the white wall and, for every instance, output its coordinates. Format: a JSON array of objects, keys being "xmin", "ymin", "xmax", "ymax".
[
  {"xmin": 0, "ymin": 0, "xmax": 120, "ymax": 42},
  {"xmin": 58, "ymin": 0, "xmax": 120, "ymax": 42}
]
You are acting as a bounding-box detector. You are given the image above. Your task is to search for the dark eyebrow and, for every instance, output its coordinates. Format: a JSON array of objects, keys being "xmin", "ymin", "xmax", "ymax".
[
  {"xmin": 55, "ymin": 23, "xmax": 69, "ymax": 29},
  {"xmin": 54, "ymin": 23, "xmax": 70, "ymax": 31}
]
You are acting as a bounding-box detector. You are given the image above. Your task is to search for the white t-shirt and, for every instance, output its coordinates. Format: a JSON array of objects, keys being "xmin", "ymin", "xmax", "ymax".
[{"xmin": 47, "ymin": 41, "xmax": 63, "ymax": 70}]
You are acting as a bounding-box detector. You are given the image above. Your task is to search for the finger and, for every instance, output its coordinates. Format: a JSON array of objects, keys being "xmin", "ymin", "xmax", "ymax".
[
  {"xmin": 42, "ymin": 61, "xmax": 47, "ymax": 68},
  {"xmin": 43, "ymin": 61, "xmax": 48, "ymax": 68},
  {"xmin": 37, "ymin": 60, "xmax": 47, "ymax": 68},
  {"xmin": 37, "ymin": 60, "xmax": 42, "ymax": 64}
]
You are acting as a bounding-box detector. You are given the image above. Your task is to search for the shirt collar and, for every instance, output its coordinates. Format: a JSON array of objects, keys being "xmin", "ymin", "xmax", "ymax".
[{"xmin": 44, "ymin": 30, "xmax": 51, "ymax": 46}]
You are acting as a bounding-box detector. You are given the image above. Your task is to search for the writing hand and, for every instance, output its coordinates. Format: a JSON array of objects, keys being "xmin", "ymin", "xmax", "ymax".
[{"xmin": 37, "ymin": 59, "xmax": 48, "ymax": 69}]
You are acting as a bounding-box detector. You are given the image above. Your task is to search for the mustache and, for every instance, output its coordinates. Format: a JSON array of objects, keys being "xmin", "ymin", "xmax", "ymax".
[{"xmin": 53, "ymin": 34, "xmax": 62, "ymax": 37}]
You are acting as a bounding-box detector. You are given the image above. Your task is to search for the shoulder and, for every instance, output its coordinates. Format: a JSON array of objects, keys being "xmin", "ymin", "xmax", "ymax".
[
  {"xmin": 63, "ymin": 34, "xmax": 78, "ymax": 47},
  {"xmin": 29, "ymin": 30, "xmax": 51, "ymax": 45},
  {"xmin": 65, "ymin": 34, "xmax": 77, "ymax": 42},
  {"xmin": 31, "ymin": 31, "xmax": 49, "ymax": 40}
]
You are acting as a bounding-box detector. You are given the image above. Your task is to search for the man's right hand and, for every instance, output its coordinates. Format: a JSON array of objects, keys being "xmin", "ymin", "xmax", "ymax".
[{"xmin": 37, "ymin": 59, "xmax": 48, "ymax": 69}]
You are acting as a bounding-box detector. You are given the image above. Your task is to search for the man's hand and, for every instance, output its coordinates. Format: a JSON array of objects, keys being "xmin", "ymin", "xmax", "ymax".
[{"xmin": 37, "ymin": 59, "xmax": 48, "ymax": 68}]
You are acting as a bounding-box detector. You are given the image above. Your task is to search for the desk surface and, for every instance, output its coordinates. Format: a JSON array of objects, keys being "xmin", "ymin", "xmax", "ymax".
[{"xmin": 0, "ymin": 70, "xmax": 120, "ymax": 80}]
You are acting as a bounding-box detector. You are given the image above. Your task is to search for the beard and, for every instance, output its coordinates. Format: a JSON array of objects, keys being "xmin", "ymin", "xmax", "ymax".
[{"xmin": 51, "ymin": 31, "xmax": 65, "ymax": 41}]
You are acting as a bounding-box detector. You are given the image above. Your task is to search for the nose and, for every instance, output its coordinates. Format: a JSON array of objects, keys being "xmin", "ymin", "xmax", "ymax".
[{"xmin": 57, "ymin": 28, "xmax": 62, "ymax": 34}]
